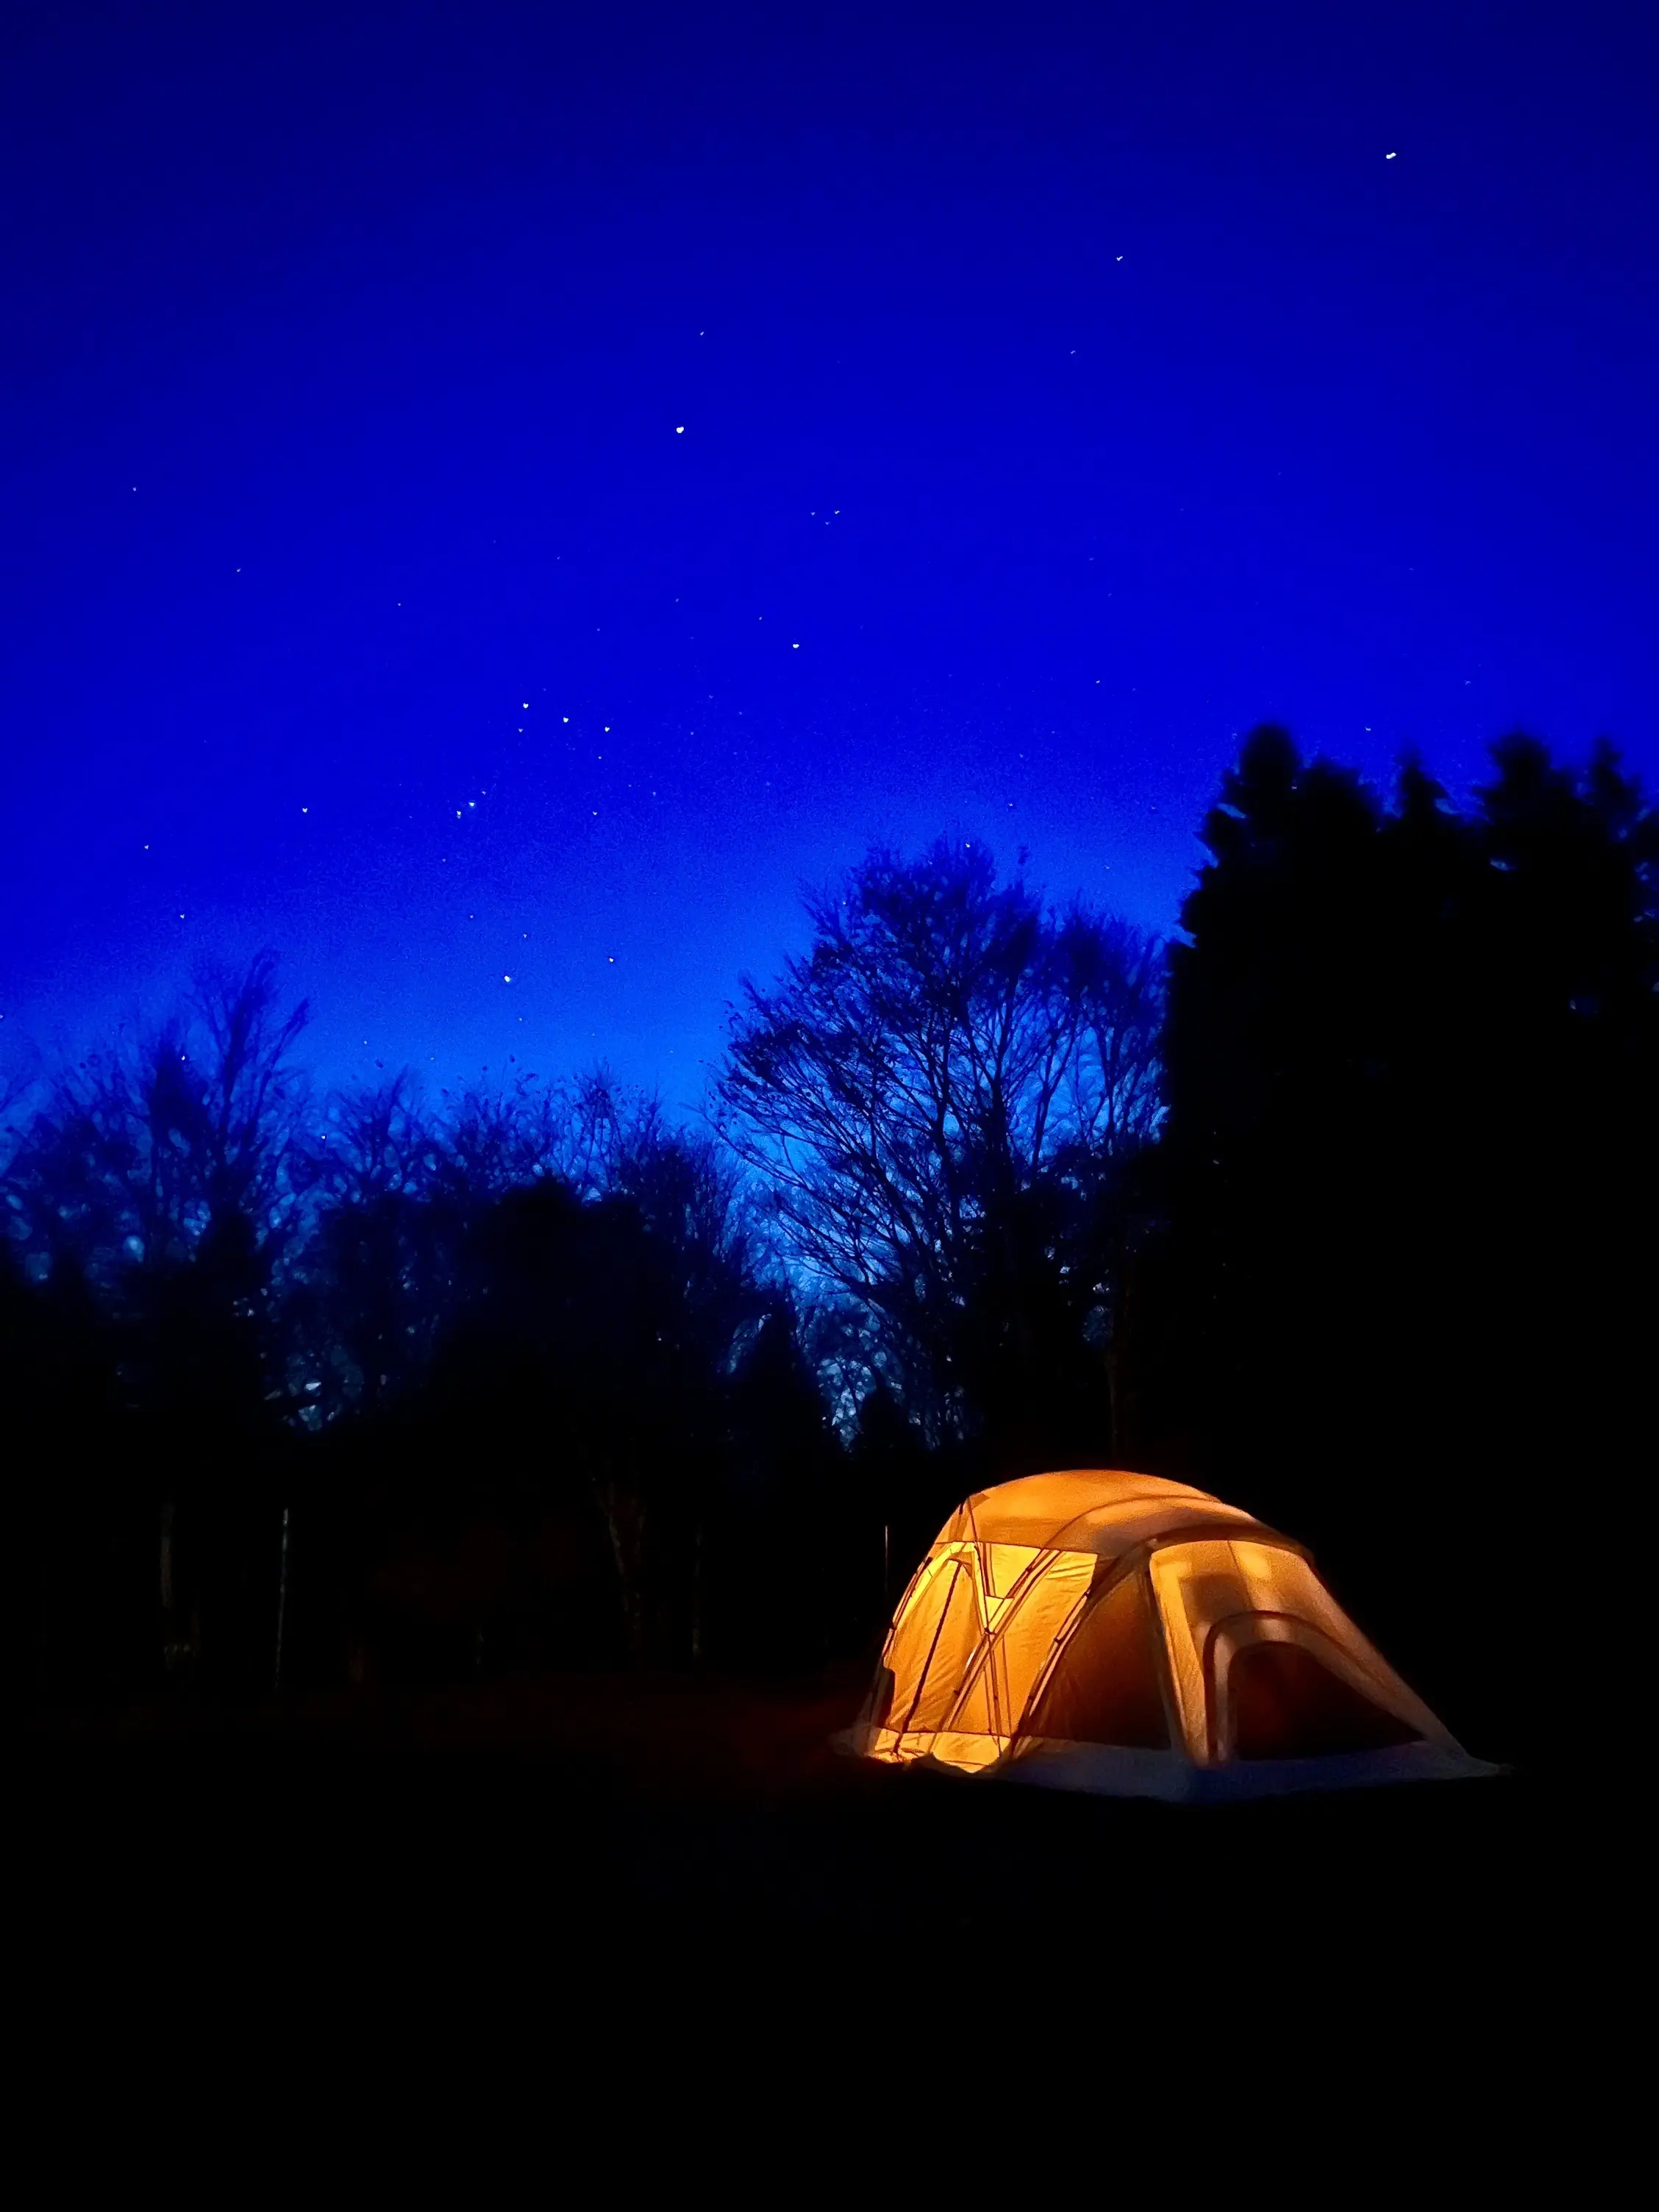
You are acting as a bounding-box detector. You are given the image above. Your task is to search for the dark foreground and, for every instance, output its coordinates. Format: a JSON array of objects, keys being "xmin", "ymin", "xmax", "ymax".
[{"xmin": 17, "ymin": 1672, "xmax": 1581, "ymax": 2115}]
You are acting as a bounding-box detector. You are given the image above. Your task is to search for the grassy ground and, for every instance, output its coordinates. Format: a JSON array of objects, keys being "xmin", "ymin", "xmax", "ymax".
[{"xmin": 16, "ymin": 1669, "xmax": 1566, "ymax": 2124}]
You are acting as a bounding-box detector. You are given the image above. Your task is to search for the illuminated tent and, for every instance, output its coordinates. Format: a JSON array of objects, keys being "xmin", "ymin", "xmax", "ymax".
[{"xmin": 846, "ymin": 1470, "xmax": 1491, "ymax": 1799}]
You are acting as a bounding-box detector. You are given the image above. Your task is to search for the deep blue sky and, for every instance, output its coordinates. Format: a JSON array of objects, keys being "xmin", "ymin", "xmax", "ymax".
[{"xmin": 3, "ymin": 1, "xmax": 1654, "ymax": 1107}]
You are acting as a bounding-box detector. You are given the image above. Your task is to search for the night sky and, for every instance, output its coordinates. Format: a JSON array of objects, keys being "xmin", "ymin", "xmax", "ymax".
[{"xmin": 4, "ymin": 1, "xmax": 1655, "ymax": 1107}]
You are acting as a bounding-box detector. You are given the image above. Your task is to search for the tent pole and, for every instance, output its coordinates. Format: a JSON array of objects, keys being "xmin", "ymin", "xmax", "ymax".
[{"xmin": 273, "ymin": 1504, "xmax": 291, "ymax": 1695}]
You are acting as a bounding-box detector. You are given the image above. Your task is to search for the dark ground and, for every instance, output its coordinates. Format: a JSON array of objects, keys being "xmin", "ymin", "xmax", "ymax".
[{"xmin": 15, "ymin": 1672, "xmax": 1589, "ymax": 2134}]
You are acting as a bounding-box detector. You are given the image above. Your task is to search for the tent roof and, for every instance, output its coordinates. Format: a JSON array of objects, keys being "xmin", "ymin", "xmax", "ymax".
[{"xmin": 938, "ymin": 1469, "xmax": 1288, "ymax": 1563}]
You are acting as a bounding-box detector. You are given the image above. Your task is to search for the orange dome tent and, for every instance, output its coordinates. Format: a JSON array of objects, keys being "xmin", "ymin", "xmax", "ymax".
[{"xmin": 846, "ymin": 1470, "xmax": 1491, "ymax": 1799}]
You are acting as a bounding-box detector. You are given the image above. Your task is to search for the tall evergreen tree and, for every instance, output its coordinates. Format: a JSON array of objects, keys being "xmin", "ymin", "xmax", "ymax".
[{"xmin": 1151, "ymin": 725, "xmax": 1658, "ymax": 1756}]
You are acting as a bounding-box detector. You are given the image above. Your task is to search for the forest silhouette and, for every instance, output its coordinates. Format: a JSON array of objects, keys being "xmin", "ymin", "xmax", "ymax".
[{"xmin": 6, "ymin": 727, "xmax": 1654, "ymax": 1769}]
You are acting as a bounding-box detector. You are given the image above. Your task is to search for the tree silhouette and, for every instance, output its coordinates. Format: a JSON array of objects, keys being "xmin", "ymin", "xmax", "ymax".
[
  {"xmin": 716, "ymin": 839, "xmax": 1163, "ymax": 1474},
  {"xmin": 289, "ymin": 1082, "xmax": 794, "ymax": 1674},
  {"xmin": 396, "ymin": 1141, "xmax": 771, "ymax": 1665},
  {"xmin": 1149, "ymin": 724, "xmax": 1658, "ymax": 1755},
  {"xmin": 2, "ymin": 952, "xmax": 315, "ymax": 1691},
  {"xmin": 0, "ymin": 1239, "xmax": 135, "ymax": 1697}
]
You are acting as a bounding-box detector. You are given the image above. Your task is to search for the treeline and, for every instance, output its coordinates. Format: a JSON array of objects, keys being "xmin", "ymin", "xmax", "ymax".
[{"xmin": 4, "ymin": 728, "xmax": 1655, "ymax": 1760}]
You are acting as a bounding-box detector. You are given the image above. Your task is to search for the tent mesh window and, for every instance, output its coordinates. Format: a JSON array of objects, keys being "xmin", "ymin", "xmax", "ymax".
[{"xmin": 1226, "ymin": 1640, "xmax": 1424, "ymax": 1761}]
